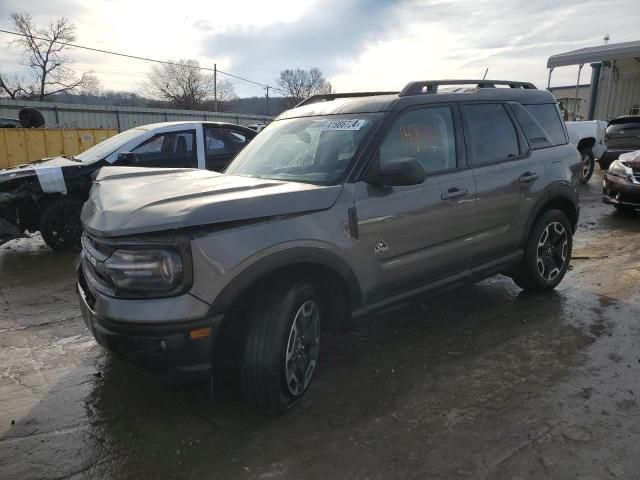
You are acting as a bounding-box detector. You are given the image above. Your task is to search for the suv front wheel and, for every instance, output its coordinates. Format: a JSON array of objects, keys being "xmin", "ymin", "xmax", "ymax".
[
  {"xmin": 241, "ymin": 280, "xmax": 321, "ymax": 413},
  {"xmin": 40, "ymin": 198, "xmax": 84, "ymax": 250},
  {"xmin": 513, "ymin": 209, "xmax": 573, "ymax": 292}
]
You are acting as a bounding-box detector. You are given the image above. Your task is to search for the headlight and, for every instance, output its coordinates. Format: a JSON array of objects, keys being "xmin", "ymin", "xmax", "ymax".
[
  {"xmin": 103, "ymin": 248, "xmax": 184, "ymax": 293},
  {"xmin": 608, "ymin": 159, "xmax": 633, "ymax": 178}
]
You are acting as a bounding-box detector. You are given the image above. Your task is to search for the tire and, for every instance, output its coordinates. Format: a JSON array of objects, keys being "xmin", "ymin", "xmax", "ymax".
[
  {"xmin": 39, "ymin": 198, "xmax": 84, "ymax": 250},
  {"xmin": 241, "ymin": 279, "xmax": 322, "ymax": 413},
  {"xmin": 18, "ymin": 107, "xmax": 45, "ymax": 128},
  {"xmin": 579, "ymin": 149, "xmax": 595, "ymax": 184},
  {"xmin": 513, "ymin": 209, "xmax": 573, "ymax": 292}
]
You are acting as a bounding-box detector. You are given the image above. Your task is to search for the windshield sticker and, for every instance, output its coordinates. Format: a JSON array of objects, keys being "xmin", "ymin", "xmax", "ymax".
[
  {"xmin": 35, "ymin": 166, "xmax": 67, "ymax": 194},
  {"xmin": 323, "ymin": 119, "xmax": 367, "ymax": 131}
]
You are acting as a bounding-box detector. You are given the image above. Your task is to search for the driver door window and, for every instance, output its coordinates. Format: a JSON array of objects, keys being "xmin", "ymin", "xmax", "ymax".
[
  {"xmin": 130, "ymin": 130, "xmax": 196, "ymax": 168},
  {"xmin": 380, "ymin": 106, "xmax": 457, "ymax": 174}
]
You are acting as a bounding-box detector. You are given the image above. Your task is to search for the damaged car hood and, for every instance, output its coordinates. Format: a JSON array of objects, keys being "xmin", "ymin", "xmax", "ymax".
[
  {"xmin": 0, "ymin": 156, "xmax": 90, "ymax": 192},
  {"xmin": 82, "ymin": 167, "xmax": 343, "ymax": 237},
  {"xmin": 619, "ymin": 150, "xmax": 640, "ymax": 168}
]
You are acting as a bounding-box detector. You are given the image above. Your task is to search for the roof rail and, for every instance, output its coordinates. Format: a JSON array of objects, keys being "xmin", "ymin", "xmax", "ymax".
[
  {"xmin": 399, "ymin": 80, "xmax": 537, "ymax": 96},
  {"xmin": 296, "ymin": 91, "xmax": 399, "ymax": 108}
]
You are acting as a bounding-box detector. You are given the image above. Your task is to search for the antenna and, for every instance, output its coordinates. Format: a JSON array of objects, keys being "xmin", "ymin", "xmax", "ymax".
[{"xmin": 482, "ymin": 68, "xmax": 489, "ymax": 80}]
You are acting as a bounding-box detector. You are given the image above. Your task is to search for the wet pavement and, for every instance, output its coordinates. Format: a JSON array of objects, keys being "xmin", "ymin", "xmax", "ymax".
[{"xmin": 1, "ymin": 171, "xmax": 639, "ymax": 479}]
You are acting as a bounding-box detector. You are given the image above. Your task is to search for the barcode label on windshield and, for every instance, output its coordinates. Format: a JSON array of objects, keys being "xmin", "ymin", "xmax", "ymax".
[{"xmin": 324, "ymin": 119, "xmax": 367, "ymax": 131}]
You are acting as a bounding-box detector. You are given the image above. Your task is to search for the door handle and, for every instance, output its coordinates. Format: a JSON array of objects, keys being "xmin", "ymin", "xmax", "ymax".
[
  {"xmin": 519, "ymin": 172, "xmax": 539, "ymax": 183},
  {"xmin": 441, "ymin": 187, "xmax": 468, "ymax": 200}
]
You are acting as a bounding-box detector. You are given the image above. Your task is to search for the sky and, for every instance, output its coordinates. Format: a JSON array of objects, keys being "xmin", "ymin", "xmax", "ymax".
[{"xmin": 0, "ymin": 0, "xmax": 638, "ymax": 98}]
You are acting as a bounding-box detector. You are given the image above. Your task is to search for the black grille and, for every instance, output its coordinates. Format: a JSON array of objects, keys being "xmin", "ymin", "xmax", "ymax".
[
  {"xmin": 81, "ymin": 233, "xmax": 115, "ymax": 292},
  {"xmin": 78, "ymin": 269, "xmax": 96, "ymax": 309}
]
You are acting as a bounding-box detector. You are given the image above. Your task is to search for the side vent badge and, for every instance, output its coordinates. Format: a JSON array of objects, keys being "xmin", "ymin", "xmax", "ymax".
[{"xmin": 375, "ymin": 240, "xmax": 388, "ymax": 255}]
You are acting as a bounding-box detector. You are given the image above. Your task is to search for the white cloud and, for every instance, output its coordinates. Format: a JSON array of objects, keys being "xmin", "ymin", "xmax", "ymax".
[{"xmin": 0, "ymin": 0, "xmax": 637, "ymax": 96}]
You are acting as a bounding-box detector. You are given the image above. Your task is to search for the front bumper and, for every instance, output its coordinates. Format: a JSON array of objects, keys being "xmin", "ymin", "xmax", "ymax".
[
  {"xmin": 602, "ymin": 173, "xmax": 640, "ymax": 208},
  {"xmin": 77, "ymin": 275, "xmax": 222, "ymax": 381},
  {"xmin": 601, "ymin": 149, "xmax": 634, "ymax": 162}
]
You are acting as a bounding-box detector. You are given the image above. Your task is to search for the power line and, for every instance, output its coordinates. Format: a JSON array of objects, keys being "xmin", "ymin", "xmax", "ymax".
[{"xmin": 0, "ymin": 28, "xmax": 287, "ymax": 95}]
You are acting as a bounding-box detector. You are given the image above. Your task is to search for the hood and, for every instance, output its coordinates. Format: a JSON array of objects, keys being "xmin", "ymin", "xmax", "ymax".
[
  {"xmin": 1, "ymin": 156, "xmax": 82, "ymax": 173},
  {"xmin": 618, "ymin": 150, "xmax": 640, "ymax": 168},
  {"xmin": 82, "ymin": 167, "xmax": 343, "ymax": 237},
  {"xmin": 0, "ymin": 156, "xmax": 89, "ymax": 193}
]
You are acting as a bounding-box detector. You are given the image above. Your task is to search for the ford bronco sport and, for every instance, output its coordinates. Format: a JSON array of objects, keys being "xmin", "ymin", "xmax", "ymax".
[{"xmin": 77, "ymin": 80, "xmax": 580, "ymax": 413}]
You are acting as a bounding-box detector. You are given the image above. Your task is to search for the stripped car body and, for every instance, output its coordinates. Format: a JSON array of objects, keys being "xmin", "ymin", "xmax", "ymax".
[{"xmin": 0, "ymin": 121, "xmax": 256, "ymax": 249}]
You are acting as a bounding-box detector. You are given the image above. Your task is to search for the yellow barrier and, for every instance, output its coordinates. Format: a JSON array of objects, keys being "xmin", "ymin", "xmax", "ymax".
[{"xmin": 0, "ymin": 128, "xmax": 119, "ymax": 169}]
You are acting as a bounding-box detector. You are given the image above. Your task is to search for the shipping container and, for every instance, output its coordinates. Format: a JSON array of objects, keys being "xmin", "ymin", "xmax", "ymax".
[{"xmin": 0, "ymin": 128, "xmax": 118, "ymax": 168}]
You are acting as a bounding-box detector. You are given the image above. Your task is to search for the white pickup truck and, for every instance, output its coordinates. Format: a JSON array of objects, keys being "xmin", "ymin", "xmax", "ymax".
[{"xmin": 565, "ymin": 120, "xmax": 608, "ymax": 183}]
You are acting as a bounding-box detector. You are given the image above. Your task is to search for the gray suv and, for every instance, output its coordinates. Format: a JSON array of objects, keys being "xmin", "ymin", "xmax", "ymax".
[{"xmin": 77, "ymin": 80, "xmax": 580, "ymax": 413}]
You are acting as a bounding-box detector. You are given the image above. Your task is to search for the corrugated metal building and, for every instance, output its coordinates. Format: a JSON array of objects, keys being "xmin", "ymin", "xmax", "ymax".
[
  {"xmin": 548, "ymin": 84, "xmax": 591, "ymax": 121},
  {"xmin": 0, "ymin": 99, "xmax": 273, "ymax": 132},
  {"xmin": 547, "ymin": 40, "xmax": 640, "ymax": 121}
]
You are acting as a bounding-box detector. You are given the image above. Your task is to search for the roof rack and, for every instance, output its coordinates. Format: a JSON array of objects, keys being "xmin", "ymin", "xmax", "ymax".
[
  {"xmin": 399, "ymin": 80, "xmax": 537, "ymax": 96},
  {"xmin": 296, "ymin": 91, "xmax": 399, "ymax": 108}
]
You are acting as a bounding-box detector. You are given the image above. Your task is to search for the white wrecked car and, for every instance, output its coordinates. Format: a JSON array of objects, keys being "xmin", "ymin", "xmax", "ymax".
[{"xmin": 0, "ymin": 121, "xmax": 256, "ymax": 249}]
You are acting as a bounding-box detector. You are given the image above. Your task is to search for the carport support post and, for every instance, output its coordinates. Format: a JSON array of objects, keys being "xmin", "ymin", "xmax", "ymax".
[
  {"xmin": 573, "ymin": 64, "xmax": 584, "ymax": 121},
  {"xmin": 547, "ymin": 67, "xmax": 554, "ymax": 89}
]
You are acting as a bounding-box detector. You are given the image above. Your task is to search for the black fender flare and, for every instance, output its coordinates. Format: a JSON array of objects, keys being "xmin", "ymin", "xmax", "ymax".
[
  {"xmin": 520, "ymin": 187, "xmax": 579, "ymax": 248},
  {"xmin": 208, "ymin": 247, "xmax": 364, "ymax": 316}
]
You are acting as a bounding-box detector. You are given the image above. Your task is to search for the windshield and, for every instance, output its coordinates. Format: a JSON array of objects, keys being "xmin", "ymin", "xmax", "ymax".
[
  {"xmin": 75, "ymin": 128, "xmax": 146, "ymax": 163},
  {"xmin": 225, "ymin": 115, "xmax": 380, "ymax": 184}
]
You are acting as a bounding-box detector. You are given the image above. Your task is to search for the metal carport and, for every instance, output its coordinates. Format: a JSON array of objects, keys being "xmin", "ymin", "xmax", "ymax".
[{"xmin": 547, "ymin": 40, "xmax": 640, "ymax": 121}]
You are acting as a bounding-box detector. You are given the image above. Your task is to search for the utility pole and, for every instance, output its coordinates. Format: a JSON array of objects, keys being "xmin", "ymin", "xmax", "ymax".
[
  {"xmin": 265, "ymin": 85, "xmax": 270, "ymax": 116},
  {"xmin": 214, "ymin": 63, "xmax": 218, "ymax": 112}
]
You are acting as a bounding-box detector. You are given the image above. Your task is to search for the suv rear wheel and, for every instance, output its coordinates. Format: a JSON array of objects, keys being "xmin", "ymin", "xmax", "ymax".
[
  {"xmin": 579, "ymin": 149, "xmax": 595, "ymax": 184},
  {"xmin": 513, "ymin": 209, "xmax": 573, "ymax": 292},
  {"xmin": 241, "ymin": 280, "xmax": 321, "ymax": 413}
]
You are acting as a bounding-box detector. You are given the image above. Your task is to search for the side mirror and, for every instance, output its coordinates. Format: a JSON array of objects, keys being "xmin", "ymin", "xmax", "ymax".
[
  {"xmin": 117, "ymin": 152, "xmax": 138, "ymax": 165},
  {"xmin": 370, "ymin": 157, "xmax": 426, "ymax": 187}
]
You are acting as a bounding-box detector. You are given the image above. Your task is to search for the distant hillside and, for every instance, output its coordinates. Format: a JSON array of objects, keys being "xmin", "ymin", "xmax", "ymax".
[
  {"xmin": 25, "ymin": 92, "xmax": 288, "ymax": 117},
  {"xmin": 227, "ymin": 96, "xmax": 287, "ymax": 116}
]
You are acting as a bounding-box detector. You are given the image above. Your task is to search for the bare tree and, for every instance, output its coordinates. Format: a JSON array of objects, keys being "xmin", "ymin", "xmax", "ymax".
[
  {"xmin": 216, "ymin": 78, "xmax": 237, "ymax": 104},
  {"xmin": 143, "ymin": 59, "xmax": 235, "ymax": 110},
  {"xmin": 8, "ymin": 13, "xmax": 95, "ymax": 100},
  {"xmin": 277, "ymin": 68, "xmax": 331, "ymax": 108},
  {"xmin": 0, "ymin": 72, "xmax": 28, "ymax": 99},
  {"xmin": 200, "ymin": 78, "xmax": 238, "ymax": 112},
  {"xmin": 77, "ymin": 74, "xmax": 102, "ymax": 99}
]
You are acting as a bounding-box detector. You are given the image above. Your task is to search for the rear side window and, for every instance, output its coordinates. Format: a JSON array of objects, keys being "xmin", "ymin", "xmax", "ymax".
[
  {"xmin": 463, "ymin": 103, "xmax": 519, "ymax": 165},
  {"xmin": 509, "ymin": 103, "xmax": 552, "ymax": 149},
  {"xmin": 524, "ymin": 104, "xmax": 567, "ymax": 146}
]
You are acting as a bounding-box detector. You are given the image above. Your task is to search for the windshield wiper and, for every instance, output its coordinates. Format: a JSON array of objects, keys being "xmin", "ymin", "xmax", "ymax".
[{"xmin": 62, "ymin": 154, "xmax": 82, "ymax": 162}]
